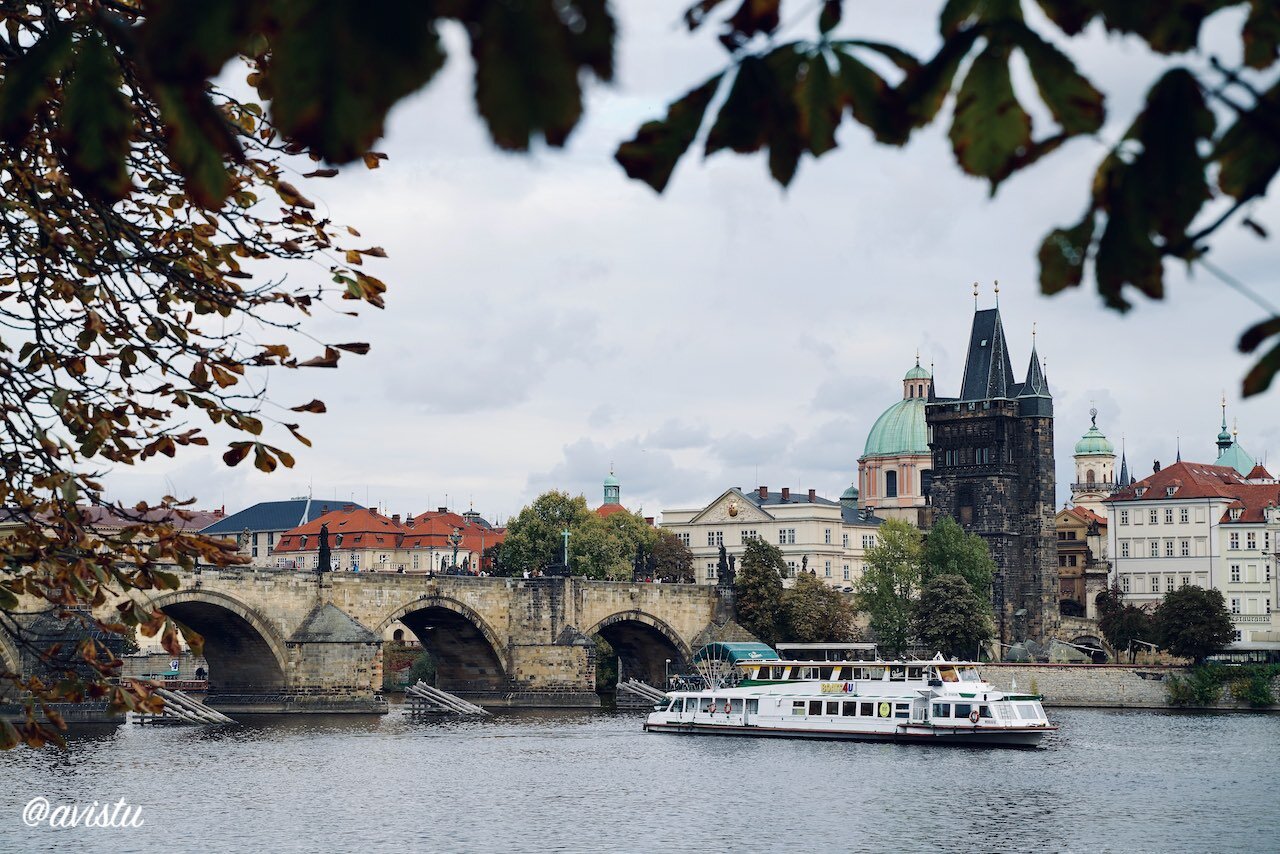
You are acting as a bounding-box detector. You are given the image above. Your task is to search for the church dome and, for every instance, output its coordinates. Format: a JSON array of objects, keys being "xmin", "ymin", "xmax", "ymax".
[
  {"xmin": 862, "ymin": 398, "xmax": 928, "ymax": 458},
  {"xmin": 840, "ymin": 483, "xmax": 859, "ymax": 500},
  {"xmin": 904, "ymin": 363, "xmax": 930, "ymax": 381},
  {"xmin": 1074, "ymin": 410, "xmax": 1114, "ymax": 456},
  {"xmin": 603, "ymin": 472, "xmax": 619, "ymax": 488}
]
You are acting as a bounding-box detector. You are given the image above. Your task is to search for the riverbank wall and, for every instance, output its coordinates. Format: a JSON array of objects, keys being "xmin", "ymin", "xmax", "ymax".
[{"xmin": 982, "ymin": 663, "xmax": 1280, "ymax": 711}]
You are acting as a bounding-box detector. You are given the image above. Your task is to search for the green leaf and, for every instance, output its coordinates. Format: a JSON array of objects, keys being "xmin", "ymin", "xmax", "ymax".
[
  {"xmin": 1017, "ymin": 29, "xmax": 1105, "ymax": 135},
  {"xmin": 615, "ymin": 73, "xmax": 723, "ymax": 193},
  {"xmin": 1095, "ymin": 0, "xmax": 1228, "ymax": 54},
  {"xmin": 1128, "ymin": 68, "xmax": 1214, "ymax": 243},
  {"xmin": 704, "ymin": 47, "xmax": 805, "ymax": 186},
  {"xmin": 1243, "ymin": 0, "xmax": 1280, "ymax": 69},
  {"xmin": 940, "ymin": 0, "xmax": 981, "ymax": 36},
  {"xmin": 1038, "ymin": 210, "xmax": 1096, "ymax": 294},
  {"xmin": 151, "ymin": 84, "xmax": 240, "ymax": 209},
  {"xmin": 719, "ymin": 0, "xmax": 782, "ymax": 51},
  {"xmin": 0, "ymin": 23, "xmax": 72, "ymax": 143},
  {"xmin": 1033, "ymin": 0, "xmax": 1101, "ymax": 36},
  {"xmin": 796, "ymin": 53, "xmax": 840, "ymax": 157},
  {"xmin": 1241, "ymin": 337, "xmax": 1280, "ymax": 397},
  {"xmin": 896, "ymin": 27, "xmax": 981, "ymax": 131},
  {"xmin": 267, "ymin": 2, "xmax": 447, "ymax": 162},
  {"xmin": 58, "ymin": 34, "xmax": 132, "ymax": 201},
  {"xmin": 818, "ymin": 0, "xmax": 843, "ymax": 35},
  {"xmin": 833, "ymin": 49, "xmax": 900, "ymax": 144},
  {"xmin": 139, "ymin": 0, "xmax": 263, "ymax": 82},
  {"xmin": 1215, "ymin": 79, "xmax": 1280, "ymax": 202},
  {"xmin": 948, "ymin": 41, "xmax": 1033, "ymax": 189},
  {"xmin": 1091, "ymin": 153, "xmax": 1163, "ymax": 309}
]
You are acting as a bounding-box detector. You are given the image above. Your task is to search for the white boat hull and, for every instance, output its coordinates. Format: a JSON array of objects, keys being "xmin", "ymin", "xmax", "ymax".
[{"xmin": 643, "ymin": 719, "xmax": 1053, "ymax": 747}]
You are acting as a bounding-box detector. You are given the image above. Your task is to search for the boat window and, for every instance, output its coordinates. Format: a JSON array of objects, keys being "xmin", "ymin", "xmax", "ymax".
[
  {"xmin": 792, "ymin": 701, "xmax": 806, "ymax": 716},
  {"xmin": 869, "ymin": 666, "xmax": 886, "ymax": 681},
  {"xmin": 699, "ymin": 698, "xmax": 714, "ymax": 712},
  {"xmin": 725, "ymin": 699, "xmax": 740, "ymax": 713},
  {"xmin": 954, "ymin": 703, "xmax": 972, "ymax": 718},
  {"xmin": 979, "ymin": 705, "xmax": 993, "ymax": 718},
  {"xmin": 746, "ymin": 699, "xmax": 758, "ymax": 714},
  {"xmin": 801, "ymin": 666, "xmax": 821, "ymax": 680},
  {"xmin": 825, "ymin": 701, "xmax": 840, "ymax": 715},
  {"xmin": 819, "ymin": 666, "xmax": 834, "ymax": 680},
  {"xmin": 860, "ymin": 702, "xmax": 874, "ymax": 717},
  {"xmin": 958, "ymin": 667, "xmax": 980, "ymax": 682},
  {"xmin": 938, "ymin": 667, "xmax": 959, "ymax": 683},
  {"xmin": 907, "ymin": 667, "xmax": 923, "ymax": 680},
  {"xmin": 889, "ymin": 666, "xmax": 906, "ymax": 681},
  {"xmin": 894, "ymin": 702, "xmax": 910, "ymax": 719},
  {"xmin": 808, "ymin": 700, "xmax": 823, "ymax": 716},
  {"xmin": 841, "ymin": 702, "xmax": 857, "ymax": 717},
  {"xmin": 932, "ymin": 703, "xmax": 950, "ymax": 718},
  {"xmin": 852, "ymin": 667, "xmax": 868, "ymax": 681},
  {"xmin": 1016, "ymin": 703, "xmax": 1041, "ymax": 720},
  {"xmin": 667, "ymin": 698, "xmax": 679, "ymax": 712}
]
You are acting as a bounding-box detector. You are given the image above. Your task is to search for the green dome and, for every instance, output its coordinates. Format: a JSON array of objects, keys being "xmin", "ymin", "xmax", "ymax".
[
  {"xmin": 840, "ymin": 483, "xmax": 859, "ymax": 500},
  {"xmin": 1074, "ymin": 425, "xmax": 1114, "ymax": 456},
  {"xmin": 904, "ymin": 363, "xmax": 931, "ymax": 381},
  {"xmin": 862, "ymin": 398, "xmax": 928, "ymax": 458},
  {"xmin": 603, "ymin": 472, "xmax": 619, "ymax": 487}
]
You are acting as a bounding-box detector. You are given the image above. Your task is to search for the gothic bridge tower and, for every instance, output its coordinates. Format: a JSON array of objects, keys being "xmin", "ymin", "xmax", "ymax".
[{"xmin": 926, "ymin": 288, "xmax": 1058, "ymax": 645}]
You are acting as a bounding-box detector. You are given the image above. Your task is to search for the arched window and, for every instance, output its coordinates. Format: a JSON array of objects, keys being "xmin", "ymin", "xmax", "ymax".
[
  {"xmin": 885, "ymin": 471, "xmax": 898, "ymax": 498},
  {"xmin": 1086, "ymin": 469, "xmax": 1096, "ymax": 484},
  {"xmin": 392, "ymin": 628, "xmax": 404, "ymax": 642}
]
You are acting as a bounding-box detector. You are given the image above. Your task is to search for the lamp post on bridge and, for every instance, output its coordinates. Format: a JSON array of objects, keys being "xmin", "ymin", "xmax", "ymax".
[
  {"xmin": 561, "ymin": 528, "xmax": 570, "ymax": 572},
  {"xmin": 665, "ymin": 658, "xmax": 671, "ymax": 690}
]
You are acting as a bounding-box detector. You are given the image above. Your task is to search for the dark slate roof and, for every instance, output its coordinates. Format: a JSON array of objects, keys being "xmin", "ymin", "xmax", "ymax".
[
  {"xmin": 288, "ymin": 603, "xmax": 378, "ymax": 643},
  {"xmin": 958, "ymin": 308, "xmax": 1014, "ymax": 401},
  {"xmin": 744, "ymin": 490, "xmax": 840, "ymax": 508},
  {"xmin": 840, "ymin": 506, "xmax": 886, "ymax": 526},
  {"xmin": 200, "ymin": 499, "xmax": 364, "ymax": 535}
]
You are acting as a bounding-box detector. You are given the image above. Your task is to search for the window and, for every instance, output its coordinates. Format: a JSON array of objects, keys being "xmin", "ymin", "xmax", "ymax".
[
  {"xmin": 808, "ymin": 700, "xmax": 823, "ymax": 716},
  {"xmin": 826, "ymin": 701, "xmax": 840, "ymax": 715},
  {"xmin": 1164, "ymin": 540, "xmax": 1174, "ymax": 557},
  {"xmin": 1246, "ymin": 533, "xmax": 1257, "ymax": 550},
  {"xmin": 1231, "ymin": 598, "xmax": 1241, "ymax": 614},
  {"xmin": 1230, "ymin": 532, "xmax": 1240, "ymax": 550},
  {"xmin": 1120, "ymin": 510, "xmax": 1129, "ymax": 525},
  {"xmin": 862, "ymin": 534, "xmax": 875, "ymax": 549},
  {"xmin": 252, "ymin": 546, "xmax": 258, "ymax": 558},
  {"xmin": 843, "ymin": 565, "xmax": 850, "ymax": 580},
  {"xmin": 1181, "ymin": 575, "xmax": 1190, "ymax": 587},
  {"xmin": 1234, "ymin": 630, "xmax": 1243, "ymax": 642},
  {"xmin": 885, "ymin": 471, "xmax": 898, "ymax": 498},
  {"xmin": 412, "ymin": 553, "xmax": 420, "ymax": 570},
  {"xmin": 842, "ymin": 702, "xmax": 857, "ymax": 717},
  {"xmin": 779, "ymin": 528, "xmax": 795, "ymax": 544},
  {"xmin": 824, "ymin": 561, "xmax": 831, "ymax": 577},
  {"xmin": 677, "ymin": 532, "xmax": 690, "ymax": 547},
  {"xmin": 1166, "ymin": 576, "xmax": 1175, "ymax": 592},
  {"xmin": 824, "ymin": 528, "xmax": 832, "ymax": 545},
  {"xmin": 708, "ymin": 530, "xmax": 723, "ymax": 547},
  {"xmin": 860, "ymin": 702, "xmax": 874, "ymax": 717},
  {"xmin": 1179, "ymin": 508, "xmax": 1189, "ymax": 524},
  {"xmin": 740, "ymin": 529, "xmax": 757, "ymax": 544},
  {"xmin": 1148, "ymin": 539, "xmax": 1159, "ymax": 557},
  {"xmin": 351, "ymin": 553, "xmax": 360, "ymax": 568},
  {"xmin": 1164, "ymin": 508, "xmax": 1173, "ymax": 524},
  {"xmin": 786, "ymin": 561, "xmax": 796, "ymax": 576},
  {"xmin": 1149, "ymin": 509, "xmax": 1158, "ymax": 525},
  {"xmin": 705, "ymin": 562, "xmax": 717, "ymax": 580},
  {"xmin": 791, "ymin": 701, "xmax": 806, "ymax": 717},
  {"xmin": 268, "ymin": 531, "xmax": 275, "ymax": 547},
  {"xmin": 842, "ymin": 533, "xmax": 849, "ymax": 548},
  {"xmin": 1267, "ymin": 599, "xmax": 1272, "ymax": 615},
  {"xmin": 1231, "ymin": 564, "xmax": 1241, "ymax": 583},
  {"xmin": 932, "ymin": 703, "xmax": 951, "ymax": 718},
  {"xmin": 1121, "ymin": 575, "xmax": 1130, "ymax": 593},
  {"xmin": 1180, "ymin": 539, "xmax": 1189, "ymax": 557},
  {"xmin": 1121, "ymin": 541, "xmax": 1130, "ymax": 558}
]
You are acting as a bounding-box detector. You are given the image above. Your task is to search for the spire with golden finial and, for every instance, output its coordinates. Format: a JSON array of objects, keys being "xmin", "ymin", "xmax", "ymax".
[
  {"xmin": 994, "ymin": 279, "xmax": 1000, "ymax": 307},
  {"xmin": 972, "ymin": 280, "xmax": 979, "ymax": 308}
]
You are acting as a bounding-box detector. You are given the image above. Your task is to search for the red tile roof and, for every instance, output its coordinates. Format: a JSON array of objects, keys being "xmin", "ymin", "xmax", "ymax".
[
  {"xmin": 1105, "ymin": 461, "xmax": 1279, "ymax": 524},
  {"xmin": 1246, "ymin": 463, "xmax": 1274, "ymax": 480},
  {"xmin": 1064, "ymin": 505, "xmax": 1107, "ymax": 527},
  {"xmin": 595, "ymin": 503, "xmax": 628, "ymax": 519},
  {"xmin": 274, "ymin": 506, "xmax": 403, "ymax": 552}
]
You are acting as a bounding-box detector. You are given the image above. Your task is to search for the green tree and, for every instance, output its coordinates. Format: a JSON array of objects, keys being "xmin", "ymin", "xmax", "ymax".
[
  {"xmin": 500, "ymin": 491, "xmax": 594, "ymax": 574},
  {"xmin": 652, "ymin": 530, "xmax": 694, "ymax": 583},
  {"xmin": 1096, "ymin": 585, "xmax": 1157, "ymax": 662},
  {"xmin": 914, "ymin": 574, "xmax": 994, "ymax": 660},
  {"xmin": 921, "ymin": 516, "xmax": 995, "ymax": 601},
  {"xmin": 782, "ymin": 572, "xmax": 858, "ymax": 643},
  {"xmin": 855, "ymin": 519, "xmax": 922, "ymax": 656},
  {"xmin": 1154, "ymin": 585, "xmax": 1236, "ymax": 664},
  {"xmin": 733, "ymin": 538, "xmax": 786, "ymax": 646}
]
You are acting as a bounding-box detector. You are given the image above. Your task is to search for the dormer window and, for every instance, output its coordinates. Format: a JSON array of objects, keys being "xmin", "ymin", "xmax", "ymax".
[
  {"xmin": 1166, "ymin": 486, "xmax": 1176, "ymax": 497},
  {"xmin": 1230, "ymin": 508, "xmax": 1243, "ymax": 520},
  {"xmin": 1135, "ymin": 487, "xmax": 1147, "ymax": 497},
  {"xmin": 335, "ymin": 534, "xmax": 343, "ymax": 547},
  {"xmin": 300, "ymin": 535, "xmax": 308, "ymax": 548}
]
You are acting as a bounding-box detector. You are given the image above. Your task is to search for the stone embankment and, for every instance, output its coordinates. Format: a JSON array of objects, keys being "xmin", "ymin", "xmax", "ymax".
[{"xmin": 983, "ymin": 663, "xmax": 1280, "ymax": 711}]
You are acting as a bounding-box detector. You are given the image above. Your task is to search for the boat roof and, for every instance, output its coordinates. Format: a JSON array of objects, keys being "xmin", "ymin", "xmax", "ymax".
[
  {"xmin": 744, "ymin": 659, "xmax": 984, "ymax": 668},
  {"xmin": 691, "ymin": 642, "xmax": 779, "ymax": 664}
]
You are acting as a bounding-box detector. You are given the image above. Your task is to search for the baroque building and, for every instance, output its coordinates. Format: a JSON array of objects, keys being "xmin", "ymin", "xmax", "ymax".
[
  {"xmin": 926, "ymin": 296, "xmax": 1059, "ymax": 644},
  {"xmin": 1070, "ymin": 408, "xmax": 1119, "ymax": 518},
  {"xmin": 858, "ymin": 357, "xmax": 934, "ymax": 525}
]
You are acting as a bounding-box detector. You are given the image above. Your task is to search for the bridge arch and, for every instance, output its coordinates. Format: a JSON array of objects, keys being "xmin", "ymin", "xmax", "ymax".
[
  {"xmin": 1069, "ymin": 634, "xmax": 1111, "ymax": 664},
  {"xmin": 583, "ymin": 610, "xmax": 692, "ymax": 688},
  {"xmin": 147, "ymin": 590, "xmax": 289, "ymax": 693},
  {"xmin": 378, "ymin": 596, "xmax": 507, "ymax": 692}
]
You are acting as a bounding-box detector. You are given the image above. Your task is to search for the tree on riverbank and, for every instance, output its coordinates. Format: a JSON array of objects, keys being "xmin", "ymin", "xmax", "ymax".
[
  {"xmin": 1153, "ymin": 586, "xmax": 1235, "ymax": 664},
  {"xmin": 733, "ymin": 538, "xmax": 786, "ymax": 647},
  {"xmin": 855, "ymin": 519, "xmax": 922, "ymax": 656},
  {"xmin": 921, "ymin": 517, "xmax": 994, "ymax": 601},
  {"xmin": 782, "ymin": 572, "xmax": 858, "ymax": 643},
  {"xmin": 1096, "ymin": 586, "xmax": 1156, "ymax": 662},
  {"xmin": 914, "ymin": 574, "xmax": 993, "ymax": 660}
]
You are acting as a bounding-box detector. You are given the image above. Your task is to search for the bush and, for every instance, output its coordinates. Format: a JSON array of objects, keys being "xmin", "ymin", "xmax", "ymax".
[{"xmin": 1166, "ymin": 664, "xmax": 1278, "ymax": 707}]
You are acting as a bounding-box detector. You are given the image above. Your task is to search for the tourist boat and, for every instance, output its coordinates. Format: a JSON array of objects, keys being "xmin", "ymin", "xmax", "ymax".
[{"xmin": 644, "ymin": 656, "xmax": 1056, "ymax": 747}]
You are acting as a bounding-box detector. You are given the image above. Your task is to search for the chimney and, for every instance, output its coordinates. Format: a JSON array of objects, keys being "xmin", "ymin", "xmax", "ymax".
[
  {"xmin": 342, "ymin": 504, "xmax": 354, "ymax": 512},
  {"xmin": 807, "ymin": 488, "xmax": 816, "ymax": 502},
  {"xmin": 781, "ymin": 487, "xmax": 790, "ymax": 502},
  {"xmin": 438, "ymin": 506, "xmax": 448, "ymax": 514},
  {"xmin": 758, "ymin": 486, "xmax": 768, "ymax": 499},
  {"xmin": 406, "ymin": 514, "xmax": 415, "ymax": 526},
  {"xmin": 644, "ymin": 516, "xmax": 654, "ymax": 526},
  {"xmin": 392, "ymin": 514, "xmax": 401, "ymax": 525}
]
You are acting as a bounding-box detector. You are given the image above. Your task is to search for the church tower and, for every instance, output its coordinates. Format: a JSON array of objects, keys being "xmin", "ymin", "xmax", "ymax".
[
  {"xmin": 926, "ymin": 288, "xmax": 1059, "ymax": 645},
  {"xmin": 1070, "ymin": 408, "xmax": 1117, "ymax": 518},
  {"xmin": 603, "ymin": 469, "xmax": 620, "ymax": 507}
]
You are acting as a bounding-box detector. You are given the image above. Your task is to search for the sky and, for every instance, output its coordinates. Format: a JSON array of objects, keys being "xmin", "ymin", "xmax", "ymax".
[{"xmin": 103, "ymin": 2, "xmax": 1280, "ymax": 526}]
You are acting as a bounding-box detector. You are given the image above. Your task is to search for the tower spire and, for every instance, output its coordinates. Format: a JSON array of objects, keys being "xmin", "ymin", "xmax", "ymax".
[
  {"xmin": 1119, "ymin": 436, "xmax": 1130, "ymax": 487},
  {"xmin": 1217, "ymin": 394, "xmax": 1234, "ymax": 453},
  {"xmin": 994, "ymin": 279, "xmax": 1000, "ymax": 307},
  {"xmin": 1176, "ymin": 436, "xmax": 1181, "ymax": 463}
]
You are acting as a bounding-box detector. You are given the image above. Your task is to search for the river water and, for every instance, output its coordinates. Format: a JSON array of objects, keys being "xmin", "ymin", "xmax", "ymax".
[{"xmin": 0, "ymin": 706, "xmax": 1276, "ymax": 853}]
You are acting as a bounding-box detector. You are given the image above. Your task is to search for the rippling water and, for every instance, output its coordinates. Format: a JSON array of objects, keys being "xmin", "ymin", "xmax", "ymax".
[{"xmin": 0, "ymin": 705, "xmax": 1277, "ymax": 853}]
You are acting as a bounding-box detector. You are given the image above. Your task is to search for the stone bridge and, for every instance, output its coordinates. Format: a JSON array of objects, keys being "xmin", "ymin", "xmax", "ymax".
[{"xmin": 102, "ymin": 569, "xmax": 740, "ymax": 713}]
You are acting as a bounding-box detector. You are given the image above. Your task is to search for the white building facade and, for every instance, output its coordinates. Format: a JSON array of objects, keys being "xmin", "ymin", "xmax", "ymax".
[{"xmin": 659, "ymin": 486, "xmax": 883, "ymax": 588}]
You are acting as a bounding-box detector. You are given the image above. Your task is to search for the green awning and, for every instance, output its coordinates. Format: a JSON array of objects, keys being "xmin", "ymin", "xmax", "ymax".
[{"xmin": 691, "ymin": 642, "xmax": 778, "ymax": 665}]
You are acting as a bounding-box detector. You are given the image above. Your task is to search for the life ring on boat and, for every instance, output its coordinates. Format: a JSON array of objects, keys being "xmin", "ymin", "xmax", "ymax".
[{"xmin": 968, "ymin": 710, "xmax": 980, "ymax": 724}]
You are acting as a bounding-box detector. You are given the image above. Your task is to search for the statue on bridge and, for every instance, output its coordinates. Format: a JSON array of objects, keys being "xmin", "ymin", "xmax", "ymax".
[
  {"xmin": 718, "ymin": 551, "xmax": 735, "ymax": 588},
  {"xmin": 318, "ymin": 523, "xmax": 331, "ymax": 574}
]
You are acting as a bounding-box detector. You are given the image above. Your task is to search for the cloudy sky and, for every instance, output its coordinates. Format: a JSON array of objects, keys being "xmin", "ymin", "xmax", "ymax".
[{"xmin": 104, "ymin": 2, "xmax": 1279, "ymax": 525}]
